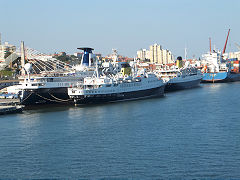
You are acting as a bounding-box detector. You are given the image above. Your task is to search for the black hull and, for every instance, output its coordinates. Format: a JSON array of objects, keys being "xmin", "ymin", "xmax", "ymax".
[
  {"xmin": 21, "ymin": 87, "xmax": 73, "ymax": 105},
  {"xmin": 227, "ymin": 73, "xmax": 240, "ymax": 82},
  {"xmin": 165, "ymin": 78, "xmax": 202, "ymax": 92},
  {"xmin": 73, "ymin": 86, "xmax": 165, "ymax": 105}
]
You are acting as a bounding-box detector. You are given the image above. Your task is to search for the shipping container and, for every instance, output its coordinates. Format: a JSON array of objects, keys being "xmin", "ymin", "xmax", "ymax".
[{"xmin": 228, "ymin": 58, "xmax": 238, "ymax": 61}]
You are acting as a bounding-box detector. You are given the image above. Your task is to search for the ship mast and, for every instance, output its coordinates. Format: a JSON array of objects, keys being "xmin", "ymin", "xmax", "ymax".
[
  {"xmin": 184, "ymin": 47, "xmax": 187, "ymax": 61},
  {"xmin": 20, "ymin": 41, "xmax": 26, "ymax": 76},
  {"xmin": 209, "ymin": 37, "xmax": 211, "ymax": 54}
]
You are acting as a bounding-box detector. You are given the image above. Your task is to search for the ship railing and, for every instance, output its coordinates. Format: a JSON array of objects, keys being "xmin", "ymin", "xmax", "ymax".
[{"xmin": 74, "ymin": 84, "xmax": 103, "ymax": 90}]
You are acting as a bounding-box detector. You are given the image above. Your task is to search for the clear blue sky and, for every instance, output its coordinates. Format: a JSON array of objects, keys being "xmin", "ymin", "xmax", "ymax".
[{"xmin": 0, "ymin": 0, "xmax": 239, "ymax": 59}]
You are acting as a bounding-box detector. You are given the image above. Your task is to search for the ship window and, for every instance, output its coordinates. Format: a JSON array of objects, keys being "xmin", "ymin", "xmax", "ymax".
[{"xmin": 47, "ymin": 78, "xmax": 53, "ymax": 82}]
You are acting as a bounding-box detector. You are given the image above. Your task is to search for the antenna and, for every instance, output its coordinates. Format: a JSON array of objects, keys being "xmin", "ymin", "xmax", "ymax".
[
  {"xmin": 185, "ymin": 47, "xmax": 187, "ymax": 61},
  {"xmin": 209, "ymin": 37, "xmax": 211, "ymax": 53}
]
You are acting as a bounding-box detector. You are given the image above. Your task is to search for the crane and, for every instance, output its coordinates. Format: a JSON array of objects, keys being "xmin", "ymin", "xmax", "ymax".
[{"xmin": 222, "ymin": 29, "xmax": 230, "ymax": 54}]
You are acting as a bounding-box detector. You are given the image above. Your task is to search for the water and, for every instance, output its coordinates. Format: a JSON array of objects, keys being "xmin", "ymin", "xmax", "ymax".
[{"xmin": 1, "ymin": 82, "xmax": 240, "ymax": 179}]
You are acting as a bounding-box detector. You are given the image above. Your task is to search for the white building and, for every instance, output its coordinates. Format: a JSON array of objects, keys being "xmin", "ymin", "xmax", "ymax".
[
  {"xmin": 137, "ymin": 49, "xmax": 150, "ymax": 61},
  {"xmin": 229, "ymin": 51, "xmax": 240, "ymax": 60},
  {"xmin": 0, "ymin": 35, "xmax": 16, "ymax": 63},
  {"xmin": 137, "ymin": 43, "xmax": 174, "ymax": 64}
]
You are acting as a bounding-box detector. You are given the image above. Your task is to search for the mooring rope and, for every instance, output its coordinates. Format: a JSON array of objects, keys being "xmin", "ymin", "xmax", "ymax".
[
  {"xmin": 48, "ymin": 92, "xmax": 71, "ymax": 102},
  {"xmin": 35, "ymin": 93, "xmax": 63, "ymax": 102}
]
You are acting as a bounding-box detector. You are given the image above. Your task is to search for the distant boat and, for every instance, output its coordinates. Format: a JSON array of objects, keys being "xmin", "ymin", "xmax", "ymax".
[
  {"xmin": 155, "ymin": 57, "xmax": 202, "ymax": 91},
  {"xmin": 201, "ymin": 29, "xmax": 240, "ymax": 83},
  {"xmin": 201, "ymin": 51, "xmax": 240, "ymax": 83}
]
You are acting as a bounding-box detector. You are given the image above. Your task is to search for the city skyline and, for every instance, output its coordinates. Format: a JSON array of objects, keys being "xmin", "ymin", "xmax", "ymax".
[{"xmin": 0, "ymin": 0, "xmax": 239, "ymax": 59}]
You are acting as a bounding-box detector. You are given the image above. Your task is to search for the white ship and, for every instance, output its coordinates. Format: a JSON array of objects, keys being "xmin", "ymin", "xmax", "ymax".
[
  {"xmin": 19, "ymin": 47, "xmax": 97, "ymax": 105},
  {"xmin": 68, "ymin": 64, "xmax": 165, "ymax": 105},
  {"xmin": 155, "ymin": 57, "xmax": 202, "ymax": 91}
]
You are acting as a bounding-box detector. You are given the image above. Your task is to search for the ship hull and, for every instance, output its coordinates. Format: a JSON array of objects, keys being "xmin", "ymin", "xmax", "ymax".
[
  {"xmin": 165, "ymin": 78, "xmax": 202, "ymax": 92},
  {"xmin": 73, "ymin": 86, "xmax": 165, "ymax": 105},
  {"xmin": 227, "ymin": 72, "xmax": 240, "ymax": 82},
  {"xmin": 202, "ymin": 72, "xmax": 240, "ymax": 83},
  {"xmin": 20, "ymin": 87, "xmax": 73, "ymax": 105},
  {"xmin": 202, "ymin": 72, "xmax": 228, "ymax": 83}
]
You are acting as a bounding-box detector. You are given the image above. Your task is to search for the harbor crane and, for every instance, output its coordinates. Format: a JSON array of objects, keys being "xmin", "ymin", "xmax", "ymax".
[{"xmin": 222, "ymin": 29, "xmax": 230, "ymax": 54}]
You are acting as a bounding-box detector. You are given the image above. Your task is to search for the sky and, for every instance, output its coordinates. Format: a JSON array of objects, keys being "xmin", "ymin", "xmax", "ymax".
[{"xmin": 0, "ymin": 0, "xmax": 239, "ymax": 59}]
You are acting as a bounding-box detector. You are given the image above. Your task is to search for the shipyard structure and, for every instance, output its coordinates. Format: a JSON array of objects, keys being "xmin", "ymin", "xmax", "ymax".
[{"xmin": 137, "ymin": 43, "xmax": 174, "ymax": 64}]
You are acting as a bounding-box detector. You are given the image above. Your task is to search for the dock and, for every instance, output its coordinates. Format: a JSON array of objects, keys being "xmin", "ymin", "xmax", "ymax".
[
  {"xmin": 0, "ymin": 105, "xmax": 23, "ymax": 115},
  {"xmin": 0, "ymin": 98, "xmax": 23, "ymax": 115},
  {"xmin": 0, "ymin": 80, "xmax": 20, "ymax": 90}
]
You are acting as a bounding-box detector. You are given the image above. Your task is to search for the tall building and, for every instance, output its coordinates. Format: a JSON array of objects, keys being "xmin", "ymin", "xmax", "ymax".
[
  {"xmin": 0, "ymin": 42, "xmax": 16, "ymax": 63},
  {"xmin": 137, "ymin": 43, "xmax": 174, "ymax": 64},
  {"xmin": 149, "ymin": 44, "xmax": 161, "ymax": 63},
  {"xmin": 137, "ymin": 49, "xmax": 150, "ymax": 61}
]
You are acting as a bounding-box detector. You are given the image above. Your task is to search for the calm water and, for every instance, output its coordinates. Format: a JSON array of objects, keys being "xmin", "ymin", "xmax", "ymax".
[{"xmin": 1, "ymin": 82, "xmax": 240, "ymax": 179}]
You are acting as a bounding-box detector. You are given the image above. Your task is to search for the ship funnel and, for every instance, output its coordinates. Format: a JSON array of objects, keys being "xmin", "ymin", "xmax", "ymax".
[
  {"xmin": 176, "ymin": 56, "xmax": 183, "ymax": 68},
  {"xmin": 77, "ymin": 47, "xmax": 94, "ymax": 67}
]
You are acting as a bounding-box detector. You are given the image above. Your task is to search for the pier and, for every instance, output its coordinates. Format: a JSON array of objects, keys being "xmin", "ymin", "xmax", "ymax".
[
  {"xmin": 0, "ymin": 98, "xmax": 23, "ymax": 115},
  {"xmin": 0, "ymin": 79, "xmax": 20, "ymax": 90}
]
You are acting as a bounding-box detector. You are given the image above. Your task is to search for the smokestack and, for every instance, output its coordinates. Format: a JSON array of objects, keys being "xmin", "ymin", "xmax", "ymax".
[
  {"xmin": 77, "ymin": 47, "xmax": 94, "ymax": 67},
  {"xmin": 21, "ymin": 41, "xmax": 26, "ymax": 76},
  {"xmin": 0, "ymin": 33, "xmax": 1, "ymax": 45}
]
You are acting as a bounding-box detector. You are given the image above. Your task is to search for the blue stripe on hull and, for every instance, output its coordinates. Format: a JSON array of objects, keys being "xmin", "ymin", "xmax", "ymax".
[
  {"xmin": 165, "ymin": 79, "xmax": 202, "ymax": 92},
  {"xmin": 202, "ymin": 72, "xmax": 240, "ymax": 83},
  {"xmin": 202, "ymin": 72, "xmax": 228, "ymax": 83},
  {"xmin": 74, "ymin": 86, "xmax": 165, "ymax": 105}
]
